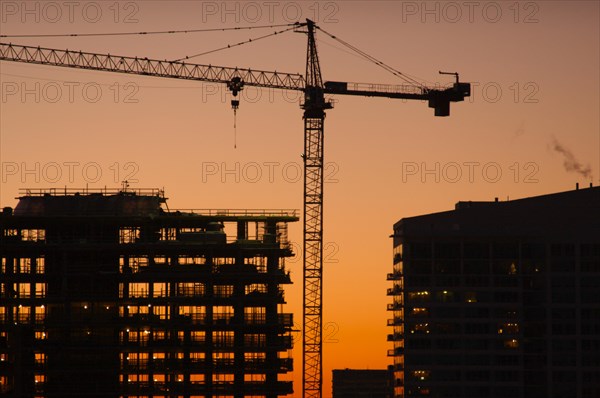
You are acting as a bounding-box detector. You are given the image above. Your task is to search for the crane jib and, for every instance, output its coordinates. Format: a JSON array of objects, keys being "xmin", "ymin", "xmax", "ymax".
[
  {"xmin": 0, "ymin": 42, "xmax": 471, "ymax": 116},
  {"xmin": 0, "ymin": 42, "xmax": 306, "ymax": 92}
]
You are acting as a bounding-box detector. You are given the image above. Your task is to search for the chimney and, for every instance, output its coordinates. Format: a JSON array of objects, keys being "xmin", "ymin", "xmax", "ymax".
[{"xmin": 576, "ymin": 183, "xmax": 579, "ymax": 190}]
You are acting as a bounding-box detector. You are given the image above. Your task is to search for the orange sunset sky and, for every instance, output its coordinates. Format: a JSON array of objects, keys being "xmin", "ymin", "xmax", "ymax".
[{"xmin": 0, "ymin": 1, "xmax": 599, "ymax": 396}]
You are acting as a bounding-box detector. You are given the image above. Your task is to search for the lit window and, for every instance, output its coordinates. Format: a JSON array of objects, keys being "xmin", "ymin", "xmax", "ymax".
[
  {"xmin": 411, "ymin": 307, "xmax": 428, "ymax": 316},
  {"xmin": 498, "ymin": 322, "xmax": 519, "ymax": 334},
  {"xmin": 504, "ymin": 339, "xmax": 519, "ymax": 349},
  {"xmin": 407, "ymin": 291, "xmax": 430, "ymax": 302},
  {"xmin": 465, "ymin": 292, "xmax": 477, "ymax": 303},
  {"xmin": 412, "ymin": 323, "xmax": 430, "ymax": 334},
  {"xmin": 412, "ymin": 370, "xmax": 430, "ymax": 381}
]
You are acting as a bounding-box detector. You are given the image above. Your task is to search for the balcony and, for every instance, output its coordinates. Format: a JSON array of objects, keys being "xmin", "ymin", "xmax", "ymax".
[
  {"xmin": 387, "ymin": 285, "xmax": 403, "ymax": 296},
  {"xmin": 387, "ymin": 272, "xmax": 402, "ymax": 280},
  {"xmin": 278, "ymin": 313, "xmax": 293, "ymax": 327},
  {"xmin": 394, "ymin": 363, "xmax": 404, "ymax": 371},
  {"xmin": 387, "ymin": 302, "xmax": 403, "ymax": 311},
  {"xmin": 387, "ymin": 333, "xmax": 402, "ymax": 341},
  {"xmin": 387, "ymin": 347, "xmax": 404, "ymax": 356},
  {"xmin": 387, "ymin": 317, "xmax": 403, "ymax": 326},
  {"xmin": 276, "ymin": 335, "xmax": 293, "ymax": 349}
]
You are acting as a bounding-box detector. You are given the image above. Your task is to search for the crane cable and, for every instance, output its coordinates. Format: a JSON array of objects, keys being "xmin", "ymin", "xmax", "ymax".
[
  {"xmin": 315, "ymin": 26, "xmax": 427, "ymax": 89},
  {"xmin": 172, "ymin": 25, "xmax": 298, "ymax": 61},
  {"xmin": 0, "ymin": 23, "xmax": 297, "ymax": 38},
  {"xmin": 233, "ymin": 109, "xmax": 237, "ymax": 149},
  {"xmin": 3, "ymin": 22, "xmax": 428, "ymax": 88}
]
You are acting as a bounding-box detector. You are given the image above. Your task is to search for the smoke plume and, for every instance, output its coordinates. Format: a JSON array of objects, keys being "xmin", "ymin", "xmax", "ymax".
[{"xmin": 551, "ymin": 137, "xmax": 592, "ymax": 179}]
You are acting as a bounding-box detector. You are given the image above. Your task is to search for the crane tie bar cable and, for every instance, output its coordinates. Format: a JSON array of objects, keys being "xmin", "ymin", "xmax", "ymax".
[
  {"xmin": 172, "ymin": 26, "xmax": 298, "ymax": 62},
  {"xmin": 315, "ymin": 25, "xmax": 427, "ymax": 89},
  {"xmin": 0, "ymin": 23, "xmax": 298, "ymax": 38}
]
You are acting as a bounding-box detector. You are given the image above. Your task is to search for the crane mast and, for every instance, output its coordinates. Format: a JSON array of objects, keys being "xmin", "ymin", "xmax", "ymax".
[
  {"xmin": 0, "ymin": 21, "xmax": 470, "ymax": 398},
  {"xmin": 300, "ymin": 19, "xmax": 331, "ymax": 398}
]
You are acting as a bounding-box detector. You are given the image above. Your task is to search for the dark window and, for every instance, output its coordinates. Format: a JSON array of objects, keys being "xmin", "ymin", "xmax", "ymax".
[
  {"xmin": 581, "ymin": 339, "xmax": 600, "ymax": 350},
  {"xmin": 494, "ymin": 276, "xmax": 519, "ymax": 287},
  {"xmin": 465, "ymin": 275, "xmax": 490, "ymax": 286},
  {"xmin": 493, "ymin": 242, "xmax": 518, "ymax": 259},
  {"xmin": 405, "ymin": 275, "xmax": 432, "ymax": 287},
  {"xmin": 551, "ymin": 290, "xmax": 575, "ymax": 304},
  {"xmin": 581, "ymin": 243, "xmax": 600, "ymax": 257},
  {"xmin": 407, "ymin": 338, "xmax": 432, "ymax": 349},
  {"xmin": 552, "ymin": 340, "xmax": 576, "ymax": 351},
  {"xmin": 465, "ymin": 323, "xmax": 490, "ymax": 334},
  {"xmin": 464, "ymin": 307, "xmax": 489, "ymax": 318},
  {"xmin": 434, "ymin": 242, "xmax": 460, "ymax": 259},
  {"xmin": 550, "ymin": 260, "xmax": 575, "ymax": 272},
  {"xmin": 464, "ymin": 261, "xmax": 489, "ymax": 275},
  {"xmin": 494, "ymin": 291, "xmax": 519, "ymax": 303},
  {"xmin": 434, "ymin": 260, "xmax": 460, "ymax": 274},
  {"xmin": 521, "ymin": 243, "xmax": 546, "ymax": 260},
  {"xmin": 551, "ymin": 308, "xmax": 575, "ymax": 320},
  {"xmin": 465, "ymin": 354, "xmax": 490, "ymax": 366},
  {"xmin": 406, "ymin": 260, "xmax": 432, "ymax": 275},
  {"xmin": 495, "ymin": 355, "xmax": 519, "ymax": 366},
  {"xmin": 464, "ymin": 242, "xmax": 489, "ymax": 259},
  {"xmin": 467, "ymin": 339, "xmax": 489, "ymax": 350},
  {"xmin": 409, "ymin": 242, "xmax": 432, "ymax": 259},
  {"xmin": 435, "ymin": 275, "xmax": 460, "ymax": 287},
  {"xmin": 435, "ymin": 339, "xmax": 461, "ymax": 349},
  {"xmin": 465, "ymin": 370, "xmax": 490, "ymax": 382}
]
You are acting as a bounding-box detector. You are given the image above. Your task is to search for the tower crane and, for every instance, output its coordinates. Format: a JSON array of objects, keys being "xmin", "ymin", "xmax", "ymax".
[{"xmin": 0, "ymin": 19, "xmax": 470, "ymax": 398}]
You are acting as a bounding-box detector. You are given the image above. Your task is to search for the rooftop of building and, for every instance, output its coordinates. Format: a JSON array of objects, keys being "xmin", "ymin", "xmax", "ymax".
[
  {"xmin": 394, "ymin": 185, "xmax": 600, "ymax": 239},
  {"xmin": 333, "ymin": 368, "xmax": 391, "ymax": 376},
  {"xmin": 2, "ymin": 187, "xmax": 298, "ymax": 221}
]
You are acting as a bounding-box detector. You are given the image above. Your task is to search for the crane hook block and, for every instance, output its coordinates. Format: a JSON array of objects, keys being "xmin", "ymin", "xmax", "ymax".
[
  {"xmin": 228, "ymin": 77, "xmax": 245, "ymax": 97},
  {"xmin": 228, "ymin": 77, "xmax": 244, "ymax": 110}
]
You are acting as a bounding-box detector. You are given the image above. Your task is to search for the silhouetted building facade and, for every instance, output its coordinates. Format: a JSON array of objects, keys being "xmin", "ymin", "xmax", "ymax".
[
  {"xmin": 388, "ymin": 187, "xmax": 600, "ymax": 398},
  {"xmin": 0, "ymin": 188, "xmax": 297, "ymax": 397},
  {"xmin": 332, "ymin": 368, "xmax": 393, "ymax": 398}
]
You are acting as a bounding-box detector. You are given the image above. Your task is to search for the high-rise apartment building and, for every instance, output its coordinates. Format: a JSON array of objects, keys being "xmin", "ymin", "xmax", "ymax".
[{"xmin": 388, "ymin": 186, "xmax": 600, "ymax": 398}]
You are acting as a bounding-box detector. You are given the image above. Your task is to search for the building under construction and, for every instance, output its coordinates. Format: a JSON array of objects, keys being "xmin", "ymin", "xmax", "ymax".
[{"xmin": 0, "ymin": 188, "xmax": 298, "ymax": 397}]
